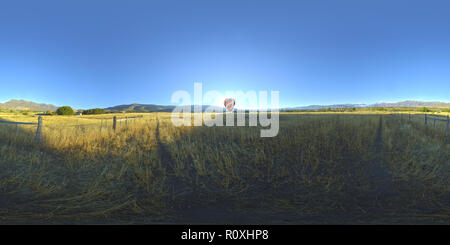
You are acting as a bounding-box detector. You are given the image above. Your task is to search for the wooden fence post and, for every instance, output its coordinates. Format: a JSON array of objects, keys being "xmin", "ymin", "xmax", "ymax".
[
  {"xmin": 36, "ymin": 116, "xmax": 43, "ymax": 144},
  {"xmin": 424, "ymin": 114, "xmax": 427, "ymax": 128},
  {"xmin": 113, "ymin": 116, "xmax": 117, "ymax": 131},
  {"xmin": 445, "ymin": 115, "xmax": 449, "ymax": 136},
  {"xmin": 16, "ymin": 124, "xmax": 19, "ymax": 137}
]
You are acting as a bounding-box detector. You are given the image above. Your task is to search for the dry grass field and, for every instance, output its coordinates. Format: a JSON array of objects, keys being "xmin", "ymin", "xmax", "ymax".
[{"xmin": 0, "ymin": 112, "xmax": 449, "ymax": 224}]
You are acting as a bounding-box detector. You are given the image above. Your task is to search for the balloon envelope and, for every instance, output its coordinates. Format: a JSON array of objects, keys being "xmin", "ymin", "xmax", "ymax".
[{"xmin": 224, "ymin": 98, "xmax": 235, "ymax": 112}]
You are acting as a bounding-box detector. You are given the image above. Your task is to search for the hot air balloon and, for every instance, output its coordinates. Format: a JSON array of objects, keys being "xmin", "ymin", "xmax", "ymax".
[{"xmin": 224, "ymin": 98, "xmax": 235, "ymax": 112}]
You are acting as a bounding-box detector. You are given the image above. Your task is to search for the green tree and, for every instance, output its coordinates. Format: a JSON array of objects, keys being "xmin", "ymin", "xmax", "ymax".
[
  {"xmin": 83, "ymin": 108, "xmax": 106, "ymax": 115},
  {"xmin": 56, "ymin": 106, "xmax": 74, "ymax": 115},
  {"xmin": 421, "ymin": 107, "xmax": 431, "ymax": 112}
]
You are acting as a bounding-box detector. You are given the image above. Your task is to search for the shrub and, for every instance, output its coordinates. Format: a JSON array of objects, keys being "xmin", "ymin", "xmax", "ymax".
[
  {"xmin": 56, "ymin": 106, "xmax": 74, "ymax": 115},
  {"xmin": 83, "ymin": 108, "xmax": 106, "ymax": 115},
  {"xmin": 421, "ymin": 107, "xmax": 431, "ymax": 112}
]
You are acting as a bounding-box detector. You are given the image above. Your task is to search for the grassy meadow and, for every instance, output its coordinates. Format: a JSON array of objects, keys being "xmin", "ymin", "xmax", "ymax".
[{"xmin": 0, "ymin": 112, "xmax": 449, "ymax": 224}]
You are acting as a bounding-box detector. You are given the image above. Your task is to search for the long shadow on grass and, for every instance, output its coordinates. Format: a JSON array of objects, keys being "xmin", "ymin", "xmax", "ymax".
[
  {"xmin": 156, "ymin": 114, "xmax": 450, "ymax": 224},
  {"xmin": 1, "ymin": 114, "xmax": 449, "ymax": 224}
]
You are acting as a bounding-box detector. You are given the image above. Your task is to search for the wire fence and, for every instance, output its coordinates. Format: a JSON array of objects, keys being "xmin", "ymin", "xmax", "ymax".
[
  {"xmin": 1, "ymin": 113, "xmax": 448, "ymax": 146},
  {"xmin": 391, "ymin": 113, "xmax": 449, "ymax": 136},
  {"xmin": 0, "ymin": 115, "xmax": 146, "ymax": 144},
  {"xmin": 0, "ymin": 118, "xmax": 41, "ymax": 143}
]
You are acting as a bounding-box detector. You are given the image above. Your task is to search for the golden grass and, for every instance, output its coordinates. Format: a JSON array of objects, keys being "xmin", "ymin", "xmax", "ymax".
[{"xmin": 0, "ymin": 112, "xmax": 449, "ymax": 224}]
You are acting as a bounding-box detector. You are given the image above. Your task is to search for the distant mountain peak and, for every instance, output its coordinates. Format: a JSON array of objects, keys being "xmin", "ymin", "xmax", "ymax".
[
  {"xmin": 105, "ymin": 103, "xmax": 225, "ymax": 112},
  {"xmin": 0, "ymin": 99, "xmax": 57, "ymax": 111},
  {"xmin": 284, "ymin": 100, "xmax": 450, "ymax": 111},
  {"xmin": 370, "ymin": 100, "xmax": 450, "ymax": 107}
]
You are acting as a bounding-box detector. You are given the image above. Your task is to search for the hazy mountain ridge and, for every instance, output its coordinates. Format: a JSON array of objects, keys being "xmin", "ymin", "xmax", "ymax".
[
  {"xmin": 370, "ymin": 100, "xmax": 450, "ymax": 108},
  {"xmin": 288, "ymin": 103, "xmax": 367, "ymax": 110},
  {"xmin": 0, "ymin": 99, "xmax": 57, "ymax": 111},
  {"xmin": 2, "ymin": 99, "xmax": 449, "ymax": 112},
  {"xmin": 104, "ymin": 103, "xmax": 176, "ymax": 112},
  {"xmin": 105, "ymin": 104, "xmax": 225, "ymax": 112},
  {"xmin": 285, "ymin": 100, "xmax": 450, "ymax": 110}
]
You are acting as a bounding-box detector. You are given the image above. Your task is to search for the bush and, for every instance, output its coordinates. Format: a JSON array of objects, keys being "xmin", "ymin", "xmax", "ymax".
[
  {"xmin": 83, "ymin": 108, "xmax": 105, "ymax": 115},
  {"xmin": 421, "ymin": 107, "xmax": 431, "ymax": 112},
  {"xmin": 56, "ymin": 106, "xmax": 74, "ymax": 115}
]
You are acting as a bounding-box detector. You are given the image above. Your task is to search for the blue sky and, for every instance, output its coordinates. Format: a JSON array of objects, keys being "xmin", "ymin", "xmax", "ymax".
[{"xmin": 0, "ymin": 0, "xmax": 449, "ymax": 109}]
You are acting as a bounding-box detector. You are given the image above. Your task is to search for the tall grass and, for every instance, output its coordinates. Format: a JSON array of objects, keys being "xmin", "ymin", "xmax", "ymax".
[{"xmin": 0, "ymin": 113, "xmax": 448, "ymax": 224}]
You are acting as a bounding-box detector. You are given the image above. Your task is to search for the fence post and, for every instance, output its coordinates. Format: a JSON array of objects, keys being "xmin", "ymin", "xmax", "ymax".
[
  {"xmin": 434, "ymin": 118, "xmax": 436, "ymax": 128},
  {"xmin": 36, "ymin": 116, "xmax": 43, "ymax": 144},
  {"xmin": 446, "ymin": 115, "xmax": 449, "ymax": 136},
  {"xmin": 16, "ymin": 124, "xmax": 19, "ymax": 137},
  {"xmin": 424, "ymin": 114, "xmax": 427, "ymax": 128},
  {"xmin": 113, "ymin": 116, "xmax": 117, "ymax": 131}
]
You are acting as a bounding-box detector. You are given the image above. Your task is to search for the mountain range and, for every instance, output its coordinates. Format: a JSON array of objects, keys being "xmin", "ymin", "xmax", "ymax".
[
  {"xmin": 106, "ymin": 100, "xmax": 450, "ymax": 112},
  {"xmin": 285, "ymin": 100, "xmax": 450, "ymax": 110},
  {"xmin": 0, "ymin": 99, "xmax": 57, "ymax": 111},
  {"xmin": 1, "ymin": 99, "xmax": 449, "ymax": 112},
  {"xmin": 370, "ymin": 100, "xmax": 450, "ymax": 108},
  {"xmin": 105, "ymin": 103, "xmax": 225, "ymax": 112},
  {"xmin": 105, "ymin": 103, "xmax": 176, "ymax": 112}
]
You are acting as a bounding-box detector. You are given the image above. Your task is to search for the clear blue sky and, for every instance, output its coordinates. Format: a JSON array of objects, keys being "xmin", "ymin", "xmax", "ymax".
[{"xmin": 1, "ymin": 0, "xmax": 449, "ymax": 109}]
